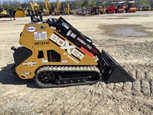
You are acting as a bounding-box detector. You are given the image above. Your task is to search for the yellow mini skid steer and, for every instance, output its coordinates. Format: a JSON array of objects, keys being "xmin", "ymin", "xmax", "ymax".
[{"xmin": 10, "ymin": 15, "xmax": 135, "ymax": 88}]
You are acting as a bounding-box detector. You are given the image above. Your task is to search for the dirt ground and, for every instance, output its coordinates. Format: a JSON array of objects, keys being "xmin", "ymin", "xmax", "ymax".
[{"xmin": 0, "ymin": 11, "xmax": 153, "ymax": 115}]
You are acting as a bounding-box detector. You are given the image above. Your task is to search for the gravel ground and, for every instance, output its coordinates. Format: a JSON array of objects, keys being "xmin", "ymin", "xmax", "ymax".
[{"xmin": 0, "ymin": 11, "xmax": 153, "ymax": 115}]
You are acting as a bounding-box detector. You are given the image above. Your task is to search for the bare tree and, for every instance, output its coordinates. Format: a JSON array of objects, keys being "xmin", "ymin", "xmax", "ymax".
[{"xmin": 2, "ymin": 1, "xmax": 20, "ymax": 12}]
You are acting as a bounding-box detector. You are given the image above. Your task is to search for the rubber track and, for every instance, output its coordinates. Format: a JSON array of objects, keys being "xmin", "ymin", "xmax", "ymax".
[{"xmin": 35, "ymin": 66, "xmax": 101, "ymax": 88}]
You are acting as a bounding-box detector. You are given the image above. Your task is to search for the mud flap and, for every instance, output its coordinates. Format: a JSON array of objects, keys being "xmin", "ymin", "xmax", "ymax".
[{"xmin": 101, "ymin": 50, "xmax": 135, "ymax": 83}]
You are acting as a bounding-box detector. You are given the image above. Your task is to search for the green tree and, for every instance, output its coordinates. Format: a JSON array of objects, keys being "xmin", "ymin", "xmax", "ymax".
[
  {"xmin": 137, "ymin": 0, "xmax": 149, "ymax": 6},
  {"xmin": 82, "ymin": 0, "xmax": 88, "ymax": 7},
  {"xmin": 89, "ymin": 0, "xmax": 96, "ymax": 7}
]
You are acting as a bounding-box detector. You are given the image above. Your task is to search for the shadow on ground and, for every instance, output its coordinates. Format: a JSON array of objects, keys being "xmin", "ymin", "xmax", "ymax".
[{"xmin": 0, "ymin": 63, "xmax": 38, "ymax": 88}]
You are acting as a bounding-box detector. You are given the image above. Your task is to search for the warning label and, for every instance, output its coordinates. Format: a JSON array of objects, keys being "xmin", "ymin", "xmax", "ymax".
[{"xmin": 34, "ymin": 32, "xmax": 47, "ymax": 40}]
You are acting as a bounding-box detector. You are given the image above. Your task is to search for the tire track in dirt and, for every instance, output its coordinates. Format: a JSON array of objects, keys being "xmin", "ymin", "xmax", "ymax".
[
  {"xmin": 94, "ymin": 39, "xmax": 153, "ymax": 96},
  {"xmin": 92, "ymin": 38, "xmax": 153, "ymax": 114},
  {"xmin": 1, "ymin": 63, "xmax": 152, "ymax": 115},
  {"xmin": 124, "ymin": 63, "xmax": 153, "ymax": 97}
]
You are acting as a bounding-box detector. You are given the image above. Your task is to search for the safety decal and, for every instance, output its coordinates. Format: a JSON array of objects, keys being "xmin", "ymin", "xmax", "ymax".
[
  {"xmin": 34, "ymin": 31, "xmax": 47, "ymax": 40},
  {"xmin": 62, "ymin": 22, "xmax": 69, "ymax": 29},
  {"xmin": 66, "ymin": 30, "xmax": 76, "ymax": 38},
  {"xmin": 22, "ymin": 72, "xmax": 31, "ymax": 75},
  {"xmin": 61, "ymin": 60, "xmax": 68, "ymax": 63},
  {"xmin": 42, "ymin": 59, "xmax": 48, "ymax": 63},
  {"xmin": 22, "ymin": 61, "xmax": 37, "ymax": 66}
]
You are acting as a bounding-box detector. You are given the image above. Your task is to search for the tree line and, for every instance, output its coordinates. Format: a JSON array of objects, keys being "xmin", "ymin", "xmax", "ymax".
[{"xmin": 0, "ymin": 0, "xmax": 153, "ymax": 12}]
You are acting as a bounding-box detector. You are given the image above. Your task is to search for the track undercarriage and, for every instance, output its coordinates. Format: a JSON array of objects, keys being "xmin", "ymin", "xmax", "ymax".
[{"xmin": 35, "ymin": 66, "xmax": 101, "ymax": 88}]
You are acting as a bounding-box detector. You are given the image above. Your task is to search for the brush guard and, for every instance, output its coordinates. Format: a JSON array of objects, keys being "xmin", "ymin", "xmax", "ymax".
[{"xmin": 101, "ymin": 50, "xmax": 135, "ymax": 83}]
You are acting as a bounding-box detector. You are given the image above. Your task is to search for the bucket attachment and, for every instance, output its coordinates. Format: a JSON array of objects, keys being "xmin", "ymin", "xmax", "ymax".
[{"xmin": 101, "ymin": 50, "xmax": 135, "ymax": 83}]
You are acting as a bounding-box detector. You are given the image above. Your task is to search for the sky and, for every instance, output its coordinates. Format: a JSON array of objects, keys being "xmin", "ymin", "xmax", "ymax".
[{"xmin": 0, "ymin": 0, "xmax": 65, "ymax": 3}]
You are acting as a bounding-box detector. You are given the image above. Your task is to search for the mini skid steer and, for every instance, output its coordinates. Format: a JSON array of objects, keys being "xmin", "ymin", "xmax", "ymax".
[{"xmin": 10, "ymin": 15, "xmax": 135, "ymax": 88}]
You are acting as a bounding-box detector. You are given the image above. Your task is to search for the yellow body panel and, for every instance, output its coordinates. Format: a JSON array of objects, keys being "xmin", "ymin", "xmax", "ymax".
[
  {"xmin": 0, "ymin": 8, "xmax": 7, "ymax": 15},
  {"xmin": 98, "ymin": 6, "xmax": 105, "ymax": 14},
  {"xmin": 44, "ymin": 0, "xmax": 52, "ymax": 14},
  {"xmin": 16, "ymin": 23, "xmax": 97, "ymax": 79},
  {"xmin": 1, "ymin": 10, "xmax": 7, "ymax": 14},
  {"xmin": 15, "ymin": 10, "xmax": 27, "ymax": 17}
]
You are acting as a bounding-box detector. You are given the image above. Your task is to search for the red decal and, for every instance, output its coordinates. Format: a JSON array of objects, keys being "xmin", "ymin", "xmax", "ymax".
[
  {"xmin": 91, "ymin": 48, "xmax": 98, "ymax": 54},
  {"xmin": 81, "ymin": 47, "xmax": 94, "ymax": 57}
]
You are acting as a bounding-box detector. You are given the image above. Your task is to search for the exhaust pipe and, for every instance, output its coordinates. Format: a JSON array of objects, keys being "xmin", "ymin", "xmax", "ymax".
[
  {"xmin": 11, "ymin": 46, "xmax": 16, "ymax": 51},
  {"xmin": 101, "ymin": 50, "xmax": 135, "ymax": 83}
]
